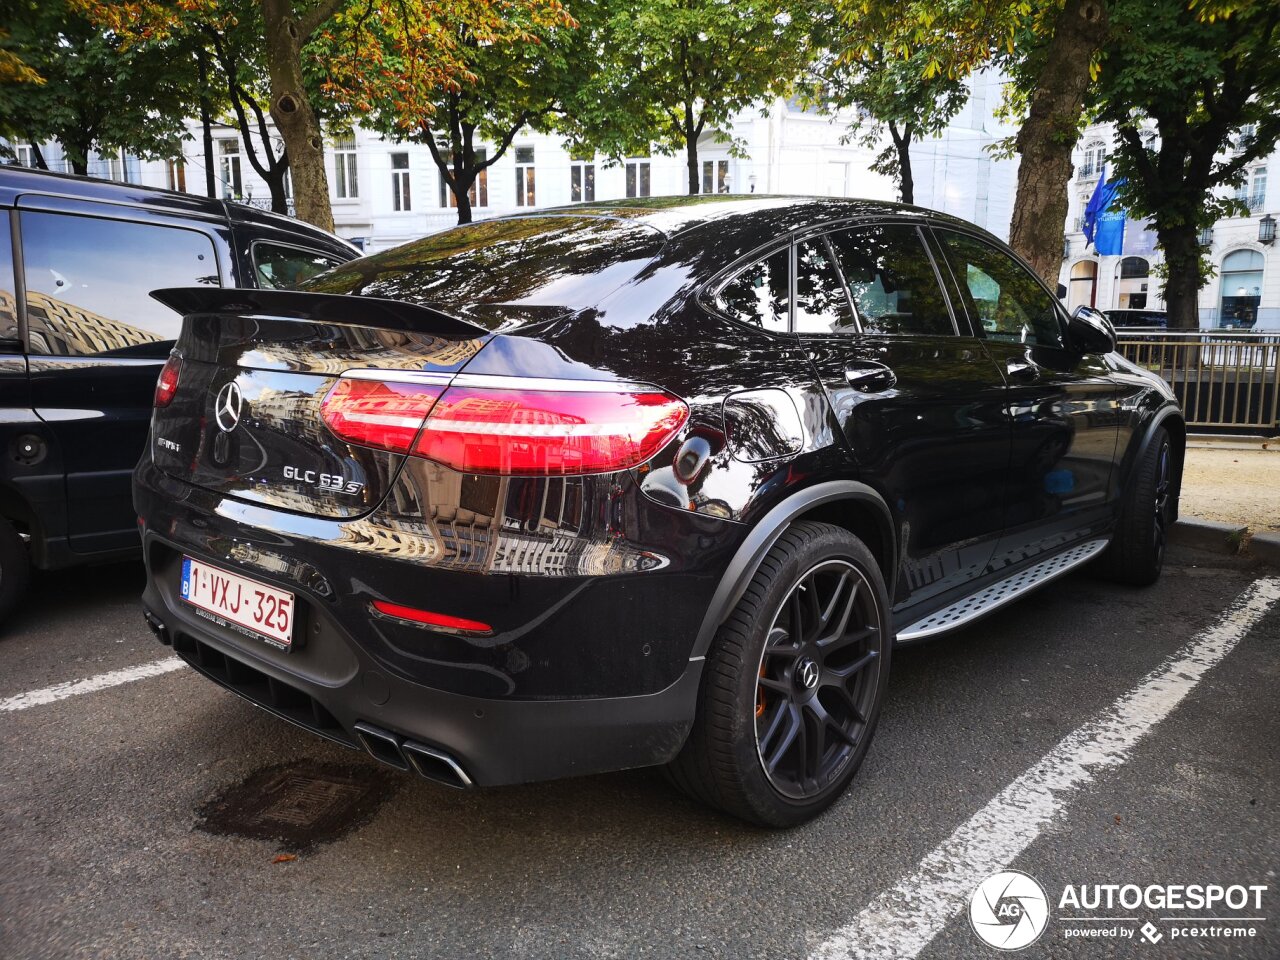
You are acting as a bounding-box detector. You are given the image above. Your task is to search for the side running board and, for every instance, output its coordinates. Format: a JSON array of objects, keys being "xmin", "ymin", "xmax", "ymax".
[{"xmin": 896, "ymin": 538, "xmax": 1110, "ymax": 642}]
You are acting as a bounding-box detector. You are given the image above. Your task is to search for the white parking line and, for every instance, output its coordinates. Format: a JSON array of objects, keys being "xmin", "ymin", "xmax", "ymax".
[
  {"xmin": 810, "ymin": 576, "xmax": 1280, "ymax": 960},
  {"xmin": 0, "ymin": 657, "xmax": 185, "ymax": 713}
]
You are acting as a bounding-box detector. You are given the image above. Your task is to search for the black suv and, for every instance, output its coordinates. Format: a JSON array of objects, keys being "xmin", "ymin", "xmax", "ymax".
[
  {"xmin": 0, "ymin": 168, "xmax": 357, "ymax": 619},
  {"xmin": 135, "ymin": 197, "xmax": 1183, "ymax": 826}
]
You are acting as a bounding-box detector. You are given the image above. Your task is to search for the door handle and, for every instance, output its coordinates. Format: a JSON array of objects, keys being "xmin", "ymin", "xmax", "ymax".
[
  {"xmin": 843, "ymin": 361, "xmax": 896, "ymax": 393},
  {"xmin": 1005, "ymin": 357, "xmax": 1040, "ymax": 383}
]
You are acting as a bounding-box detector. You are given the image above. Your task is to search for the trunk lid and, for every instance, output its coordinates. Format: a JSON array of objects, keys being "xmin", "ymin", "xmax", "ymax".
[{"xmin": 149, "ymin": 288, "xmax": 488, "ymax": 519}]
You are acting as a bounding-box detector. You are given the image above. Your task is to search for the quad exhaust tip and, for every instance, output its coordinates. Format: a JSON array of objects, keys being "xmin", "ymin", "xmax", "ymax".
[{"xmin": 353, "ymin": 721, "xmax": 472, "ymax": 789}]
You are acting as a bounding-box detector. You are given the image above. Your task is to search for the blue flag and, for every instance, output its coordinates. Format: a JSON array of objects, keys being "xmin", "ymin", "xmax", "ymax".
[{"xmin": 1082, "ymin": 167, "xmax": 1127, "ymax": 256}]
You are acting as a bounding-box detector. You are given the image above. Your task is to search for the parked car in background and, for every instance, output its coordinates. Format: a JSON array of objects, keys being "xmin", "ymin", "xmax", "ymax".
[
  {"xmin": 1104, "ymin": 308, "xmax": 1168, "ymax": 329},
  {"xmin": 136, "ymin": 196, "xmax": 1184, "ymax": 826},
  {"xmin": 0, "ymin": 167, "xmax": 358, "ymax": 621}
]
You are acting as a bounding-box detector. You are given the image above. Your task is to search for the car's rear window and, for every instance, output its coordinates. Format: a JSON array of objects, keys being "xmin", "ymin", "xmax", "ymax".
[{"xmin": 302, "ymin": 216, "xmax": 664, "ymax": 323}]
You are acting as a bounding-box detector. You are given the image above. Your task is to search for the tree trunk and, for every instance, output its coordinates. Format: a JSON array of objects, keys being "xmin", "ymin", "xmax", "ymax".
[
  {"xmin": 889, "ymin": 124, "xmax": 914, "ymax": 205},
  {"xmin": 685, "ymin": 102, "xmax": 699, "ymax": 195},
  {"xmin": 197, "ymin": 50, "xmax": 217, "ymax": 197},
  {"xmin": 1007, "ymin": 0, "xmax": 1108, "ymax": 284},
  {"xmin": 69, "ymin": 153, "xmax": 88, "ymax": 176},
  {"xmin": 26, "ymin": 139, "xmax": 48, "ymax": 170},
  {"xmin": 268, "ymin": 174, "xmax": 289, "ymax": 215},
  {"xmin": 260, "ymin": 0, "xmax": 333, "ymax": 230},
  {"xmin": 1158, "ymin": 223, "xmax": 1202, "ymax": 330},
  {"xmin": 454, "ymin": 181, "xmax": 474, "ymax": 224}
]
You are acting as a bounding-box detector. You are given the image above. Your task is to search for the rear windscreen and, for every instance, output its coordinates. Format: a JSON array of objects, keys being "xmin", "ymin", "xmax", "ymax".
[{"xmin": 302, "ymin": 216, "xmax": 664, "ymax": 321}]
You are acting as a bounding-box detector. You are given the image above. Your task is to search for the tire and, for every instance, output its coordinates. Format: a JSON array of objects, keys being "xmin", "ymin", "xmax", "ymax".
[
  {"xmin": 0, "ymin": 518, "xmax": 30, "ymax": 626},
  {"xmin": 667, "ymin": 521, "xmax": 892, "ymax": 827},
  {"xmin": 1097, "ymin": 427, "xmax": 1173, "ymax": 587}
]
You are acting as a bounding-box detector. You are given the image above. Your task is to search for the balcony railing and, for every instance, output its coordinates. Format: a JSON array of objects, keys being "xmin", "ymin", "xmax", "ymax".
[
  {"xmin": 1115, "ymin": 330, "xmax": 1280, "ymax": 433},
  {"xmin": 234, "ymin": 196, "xmax": 297, "ymax": 218}
]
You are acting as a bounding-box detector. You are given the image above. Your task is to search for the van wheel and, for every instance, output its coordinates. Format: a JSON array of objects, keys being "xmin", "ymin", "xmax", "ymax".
[
  {"xmin": 666, "ymin": 521, "xmax": 891, "ymax": 827},
  {"xmin": 1097, "ymin": 428, "xmax": 1172, "ymax": 587},
  {"xmin": 0, "ymin": 519, "xmax": 30, "ymax": 625}
]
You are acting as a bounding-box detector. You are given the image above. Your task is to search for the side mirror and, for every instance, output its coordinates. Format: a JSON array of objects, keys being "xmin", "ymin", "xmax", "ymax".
[
  {"xmin": 1056, "ymin": 283, "xmax": 1067, "ymax": 300},
  {"xmin": 1069, "ymin": 305, "xmax": 1116, "ymax": 354}
]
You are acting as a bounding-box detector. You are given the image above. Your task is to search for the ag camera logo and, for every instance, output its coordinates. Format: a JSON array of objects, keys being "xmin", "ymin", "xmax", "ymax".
[{"xmin": 970, "ymin": 870, "xmax": 1050, "ymax": 951}]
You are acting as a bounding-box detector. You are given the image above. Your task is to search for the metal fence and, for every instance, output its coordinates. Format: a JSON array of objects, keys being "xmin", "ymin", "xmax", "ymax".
[{"xmin": 1115, "ymin": 330, "xmax": 1280, "ymax": 433}]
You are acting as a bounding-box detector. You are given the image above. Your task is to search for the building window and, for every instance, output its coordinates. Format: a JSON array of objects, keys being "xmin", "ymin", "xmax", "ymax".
[
  {"xmin": 106, "ymin": 148, "xmax": 129, "ymax": 183},
  {"xmin": 14, "ymin": 144, "xmax": 36, "ymax": 168},
  {"xmin": 570, "ymin": 160, "xmax": 595, "ymax": 202},
  {"xmin": 1235, "ymin": 166, "xmax": 1267, "ymax": 213},
  {"xmin": 438, "ymin": 149, "xmax": 488, "ymax": 209},
  {"xmin": 1234, "ymin": 124, "xmax": 1257, "ymax": 155},
  {"xmin": 391, "ymin": 152, "xmax": 411, "ymax": 211},
  {"xmin": 333, "ymin": 136, "xmax": 358, "ymax": 199},
  {"xmin": 702, "ymin": 159, "xmax": 729, "ymax": 194},
  {"xmin": 218, "ymin": 140, "xmax": 242, "ymax": 200},
  {"xmin": 1218, "ymin": 249, "xmax": 1264, "ymax": 329},
  {"xmin": 625, "ymin": 159, "xmax": 651, "ymax": 198},
  {"xmin": 1078, "ymin": 142, "xmax": 1105, "ymax": 180},
  {"xmin": 514, "ymin": 145, "xmax": 535, "ymax": 207},
  {"xmin": 166, "ymin": 158, "xmax": 186, "ymax": 192}
]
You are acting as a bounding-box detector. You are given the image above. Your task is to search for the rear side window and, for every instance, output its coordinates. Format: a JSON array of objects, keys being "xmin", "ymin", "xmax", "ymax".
[
  {"xmin": 937, "ymin": 230, "xmax": 1066, "ymax": 348},
  {"xmin": 717, "ymin": 246, "xmax": 789, "ymax": 332},
  {"xmin": 0, "ymin": 216, "xmax": 17, "ymax": 350},
  {"xmin": 21, "ymin": 211, "xmax": 219, "ymax": 357},
  {"xmin": 253, "ymin": 243, "xmax": 345, "ymax": 290},
  {"xmin": 826, "ymin": 225, "xmax": 954, "ymax": 337},
  {"xmin": 795, "ymin": 238, "xmax": 855, "ymax": 333}
]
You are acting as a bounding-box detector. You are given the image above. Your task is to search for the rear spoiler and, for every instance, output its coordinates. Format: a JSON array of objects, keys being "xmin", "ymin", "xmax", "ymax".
[{"xmin": 150, "ymin": 287, "xmax": 487, "ymax": 338}]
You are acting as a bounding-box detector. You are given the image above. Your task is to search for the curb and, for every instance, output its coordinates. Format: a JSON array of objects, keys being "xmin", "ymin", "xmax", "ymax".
[
  {"xmin": 1170, "ymin": 518, "xmax": 1248, "ymax": 554},
  {"xmin": 1171, "ymin": 518, "xmax": 1280, "ymax": 566}
]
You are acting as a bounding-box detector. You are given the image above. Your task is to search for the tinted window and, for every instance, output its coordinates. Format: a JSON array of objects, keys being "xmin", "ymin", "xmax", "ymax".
[
  {"xmin": 0, "ymin": 217, "xmax": 17, "ymax": 350},
  {"xmin": 938, "ymin": 230, "xmax": 1065, "ymax": 348},
  {"xmin": 21, "ymin": 212, "xmax": 219, "ymax": 357},
  {"xmin": 718, "ymin": 246, "xmax": 789, "ymax": 332},
  {"xmin": 795, "ymin": 238, "xmax": 855, "ymax": 333},
  {"xmin": 826, "ymin": 225, "xmax": 954, "ymax": 336},
  {"xmin": 304, "ymin": 217, "xmax": 663, "ymax": 319},
  {"xmin": 254, "ymin": 243, "xmax": 345, "ymax": 290}
]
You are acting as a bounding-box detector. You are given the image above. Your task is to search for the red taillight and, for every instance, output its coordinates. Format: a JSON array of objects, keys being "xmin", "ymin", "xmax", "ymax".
[
  {"xmin": 415, "ymin": 385, "xmax": 689, "ymax": 476},
  {"xmin": 322, "ymin": 376, "xmax": 689, "ymax": 476},
  {"xmin": 319, "ymin": 378, "xmax": 443, "ymax": 454},
  {"xmin": 371, "ymin": 600, "xmax": 491, "ymax": 634},
  {"xmin": 154, "ymin": 354, "xmax": 182, "ymax": 408}
]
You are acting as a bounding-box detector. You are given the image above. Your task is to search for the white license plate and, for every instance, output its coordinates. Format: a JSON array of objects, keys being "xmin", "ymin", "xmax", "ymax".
[{"xmin": 180, "ymin": 557, "xmax": 295, "ymax": 650}]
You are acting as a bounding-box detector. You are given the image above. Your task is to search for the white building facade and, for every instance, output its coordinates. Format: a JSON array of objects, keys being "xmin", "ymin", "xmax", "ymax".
[
  {"xmin": 1060, "ymin": 122, "xmax": 1277, "ymax": 329},
  {"xmin": 3, "ymin": 73, "xmax": 1017, "ymax": 252}
]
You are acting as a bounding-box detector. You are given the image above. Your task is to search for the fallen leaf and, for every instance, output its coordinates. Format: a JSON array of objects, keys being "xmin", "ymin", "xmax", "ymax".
[{"xmin": 272, "ymin": 854, "xmax": 298, "ymax": 864}]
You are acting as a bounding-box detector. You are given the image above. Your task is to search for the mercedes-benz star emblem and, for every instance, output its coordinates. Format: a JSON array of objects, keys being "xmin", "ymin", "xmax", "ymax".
[
  {"xmin": 214, "ymin": 381, "xmax": 244, "ymax": 433},
  {"xmin": 797, "ymin": 658, "xmax": 820, "ymax": 690}
]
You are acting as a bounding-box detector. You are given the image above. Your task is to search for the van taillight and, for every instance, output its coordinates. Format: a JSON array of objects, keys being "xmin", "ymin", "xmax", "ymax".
[
  {"xmin": 321, "ymin": 377, "xmax": 689, "ymax": 476},
  {"xmin": 154, "ymin": 355, "xmax": 182, "ymax": 408}
]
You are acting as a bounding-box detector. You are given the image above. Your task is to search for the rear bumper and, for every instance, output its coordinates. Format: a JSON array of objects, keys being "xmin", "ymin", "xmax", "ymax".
[
  {"xmin": 134, "ymin": 457, "xmax": 739, "ymax": 784},
  {"xmin": 142, "ymin": 597, "xmax": 702, "ymax": 786}
]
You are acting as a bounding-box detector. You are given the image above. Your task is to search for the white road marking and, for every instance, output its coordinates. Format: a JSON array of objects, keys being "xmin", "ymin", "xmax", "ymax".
[
  {"xmin": 810, "ymin": 576, "xmax": 1280, "ymax": 960},
  {"xmin": 0, "ymin": 657, "xmax": 185, "ymax": 713}
]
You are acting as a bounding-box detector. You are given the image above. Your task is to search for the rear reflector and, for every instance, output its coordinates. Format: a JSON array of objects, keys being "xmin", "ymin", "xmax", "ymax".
[
  {"xmin": 319, "ymin": 379, "xmax": 443, "ymax": 454},
  {"xmin": 154, "ymin": 354, "xmax": 182, "ymax": 408},
  {"xmin": 370, "ymin": 600, "xmax": 492, "ymax": 633},
  {"xmin": 321, "ymin": 376, "xmax": 689, "ymax": 476}
]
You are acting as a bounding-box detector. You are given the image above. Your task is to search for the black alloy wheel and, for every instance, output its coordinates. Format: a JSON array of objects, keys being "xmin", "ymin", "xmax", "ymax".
[
  {"xmin": 1096, "ymin": 426, "xmax": 1174, "ymax": 587},
  {"xmin": 1152, "ymin": 436, "xmax": 1172, "ymax": 566},
  {"xmin": 754, "ymin": 559, "xmax": 882, "ymax": 800},
  {"xmin": 667, "ymin": 521, "xmax": 892, "ymax": 827}
]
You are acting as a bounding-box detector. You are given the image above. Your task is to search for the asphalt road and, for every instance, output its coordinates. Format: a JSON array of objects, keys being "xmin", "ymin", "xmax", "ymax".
[{"xmin": 1, "ymin": 545, "xmax": 1277, "ymax": 960}]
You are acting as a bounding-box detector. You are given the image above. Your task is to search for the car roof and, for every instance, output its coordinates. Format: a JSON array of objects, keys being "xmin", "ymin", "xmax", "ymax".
[
  {"xmin": 536, "ymin": 194, "xmax": 981, "ymax": 240},
  {"xmin": 0, "ymin": 165, "xmax": 357, "ymax": 254}
]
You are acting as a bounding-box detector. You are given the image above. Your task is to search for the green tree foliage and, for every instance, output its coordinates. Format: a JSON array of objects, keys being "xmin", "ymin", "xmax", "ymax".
[
  {"xmin": 0, "ymin": 0, "xmax": 193, "ymax": 174},
  {"xmin": 566, "ymin": 0, "xmax": 813, "ymax": 196},
  {"xmin": 328, "ymin": 0, "xmax": 579, "ymax": 224},
  {"xmin": 804, "ymin": 34, "xmax": 970, "ymax": 205},
  {"xmin": 1093, "ymin": 0, "xmax": 1280, "ymax": 328}
]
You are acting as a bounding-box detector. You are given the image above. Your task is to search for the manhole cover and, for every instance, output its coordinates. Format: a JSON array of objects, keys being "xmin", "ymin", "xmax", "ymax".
[{"xmin": 198, "ymin": 760, "xmax": 397, "ymax": 851}]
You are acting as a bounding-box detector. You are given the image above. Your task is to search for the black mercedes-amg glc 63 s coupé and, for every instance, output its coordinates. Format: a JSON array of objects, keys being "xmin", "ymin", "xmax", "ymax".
[{"xmin": 135, "ymin": 196, "xmax": 1183, "ymax": 826}]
